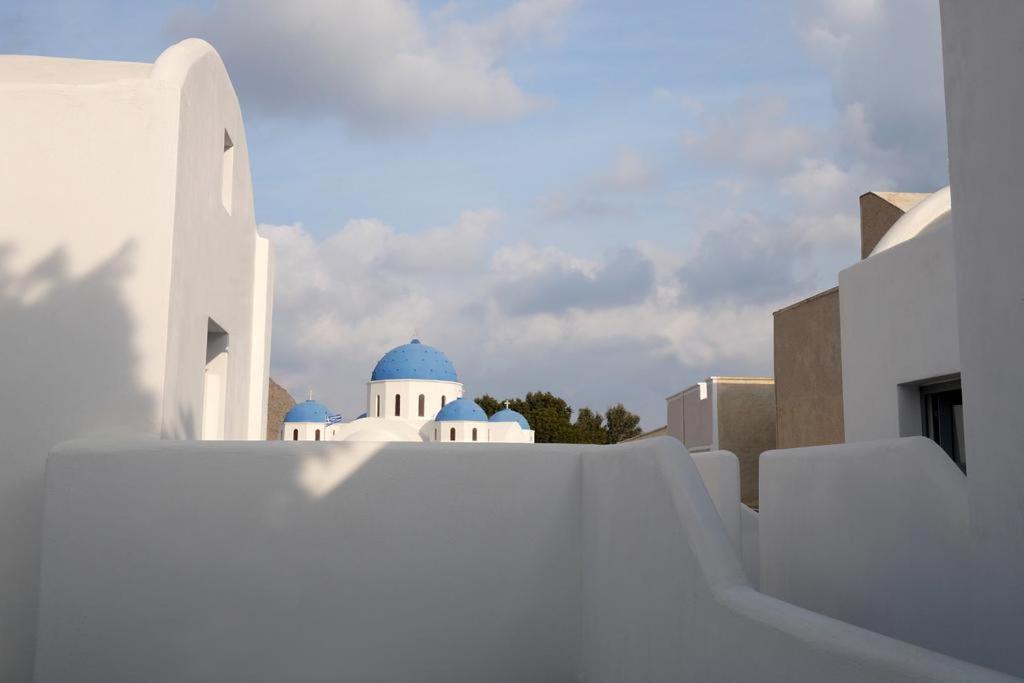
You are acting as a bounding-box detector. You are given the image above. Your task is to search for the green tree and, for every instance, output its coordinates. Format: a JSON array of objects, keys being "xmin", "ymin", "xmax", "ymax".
[
  {"xmin": 510, "ymin": 391, "xmax": 575, "ymax": 444},
  {"xmin": 475, "ymin": 394, "xmax": 502, "ymax": 418},
  {"xmin": 573, "ymin": 407, "xmax": 608, "ymax": 445},
  {"xmin": 605, "ymin": 403, "xmax": 642, "ymax": 444}
]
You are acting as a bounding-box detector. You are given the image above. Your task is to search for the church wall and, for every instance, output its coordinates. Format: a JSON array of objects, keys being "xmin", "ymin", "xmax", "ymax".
[
  {"xmin": 154, "ymin": 40, "xmax": 272, "ymax": 441},
  {"xmin": 366, "ymin": 378, "xmax": 462, "ymax": 422},
  {"xmin": 0, "ymin": 41, "xmax": 272, "ymax": 680},
  {"xmin": 0, "ymin": 55, "xmax": 180, "ymax": 683}
]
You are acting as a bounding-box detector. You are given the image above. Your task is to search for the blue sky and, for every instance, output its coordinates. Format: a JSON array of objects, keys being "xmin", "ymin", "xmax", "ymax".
[{"xmin": 3, "ymin": 0, "xmax": 949, "ymax": 427}]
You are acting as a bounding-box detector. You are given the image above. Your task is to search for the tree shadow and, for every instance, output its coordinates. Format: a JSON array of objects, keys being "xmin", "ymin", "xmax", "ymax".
[{"xmin": 0, "ymin": 241, "xmax": 155, "ymax": 680}]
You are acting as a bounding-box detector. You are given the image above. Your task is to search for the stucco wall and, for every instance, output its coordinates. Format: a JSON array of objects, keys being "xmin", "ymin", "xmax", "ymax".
[
  {"xmin": 156, "ymin": 39, "xmax": 271, "ymax": 441},
  {"xmin": 759, "ymin": 437, "xmax": 970, "ymax": 660},
  {"xmin": 36, "ymin": 437, "xmax": 1017, "ymax": 682},
  {"xmin": 35, "ymin": 440, "xmax": 582, "ymax": 683},
  {"xmin": 839, "ymin": 219, "xmax": 959, "ymax": 442},
  {"xmin": 666, "ymin": 383, "xmax": 712, "ymax": 449},
  {"xmin": 0, "ymin": 55, "xmax": 180, "ymax": 681},
  {"xmin": 579, "ymin": 438, "xmax": 1011, "ymax": 682},
  {"xmin": 366, "ymin": 378, "xmax": 463, "ymax": 422},
  {"xmin": 941, "ymin": 2, "xmax": 1024, "ymax": 675},
  {"xmin": 773, "ymin": 288, "xmax": 844, "ymax": 449},
  {"xmin": 716, "ymin": 379, "xmax": 775, "ymax": 504},
  {"xmin": 0, "ymin": 41, "xmax": 271, "ymax": 681}
]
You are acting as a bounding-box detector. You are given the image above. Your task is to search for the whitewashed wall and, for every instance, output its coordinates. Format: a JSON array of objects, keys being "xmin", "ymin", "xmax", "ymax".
[
  {"xmin": 366, "ymin": 379, "xmax": 462, "ymax": 422},
  {"xmin": 36, "ymin": 440, "xmax": 583, "ymax": 683},
  {"xmin": 759, "ymin": 437, "xmax": 971, "ymax": 660},
  {"xmin": 35, "ymin": 437, "xmax": 1015, "ymax": 682},
  {"xmin": 0, "ymin": 40, "xmax": 271, "ymax": 681},
  {"xmin": 941, "ymin": 2, "xmax": 1024, "ymax": 676},
  {"xmin": 839, "ymin": 219, "xmax": 959, "ymax": 442}
]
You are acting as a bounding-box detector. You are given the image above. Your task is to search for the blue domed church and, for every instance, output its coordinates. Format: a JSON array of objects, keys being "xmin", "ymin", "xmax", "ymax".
[{"xmin": 282, "ymin": 340, "xmax": 534, "ymax": 444}]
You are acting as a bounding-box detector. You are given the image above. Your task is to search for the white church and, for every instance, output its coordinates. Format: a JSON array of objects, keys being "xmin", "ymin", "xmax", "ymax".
[{"xmin": 282, "ymin": 339, "xmax": 535, "ymax": 443}]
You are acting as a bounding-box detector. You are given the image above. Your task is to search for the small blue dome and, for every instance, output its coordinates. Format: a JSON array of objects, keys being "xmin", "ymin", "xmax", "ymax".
[
  {"xmin": 284, "ymin": 399, "xmax": 332, "ymax": 423},
  {"xmin": 490, "ymin": 408, "xmax": 531, "ymax": 430},
  {"xmin": 371, "ymin": 339, "xmax": 458, "ymax": 382},
  {"xmin": 434, "ymin": 397, "xmax": 487, "ymax": 422}
]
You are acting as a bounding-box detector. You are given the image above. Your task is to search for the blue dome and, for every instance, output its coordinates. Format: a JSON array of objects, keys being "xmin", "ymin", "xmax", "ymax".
[
  {"xmin": 371, "ymin": 339, "xmax": 458, "ymax": 382},
  {"xmin": 434, "ymin": 397, "xmax": 487, "ymax": 422},
  {"xmin": 284, "ymin": 399, "xmax": 333, "ymax": 423},
  {"xmin": 490, "ymin": 408, "xmax": 531, "ymax": 430}
]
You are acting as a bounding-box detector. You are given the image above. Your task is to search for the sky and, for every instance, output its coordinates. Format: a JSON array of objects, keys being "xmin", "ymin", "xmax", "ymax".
[{"xmin": 2, "ymin": 0, "xmax": 950, "ymax": 428}]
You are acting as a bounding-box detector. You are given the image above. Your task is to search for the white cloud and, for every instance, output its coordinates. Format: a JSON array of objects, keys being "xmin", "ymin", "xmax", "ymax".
[
  {"xmin": 792, "ymin": 0, "xmax": 947, "ymax": 188},
  {"xmin": 536, "ymin": 146, "xmax": 655, "ymax": 222},
  {"xmin": 261, "ymin": 211, "xmax": 784, "ymax": 428},
  {"xmin": 168, "ymin": 0, "xmax": 577, "ymax": 129},
  {"xmin": 681, "ymin": 93, "xmax": 818, "ymax": 172}
]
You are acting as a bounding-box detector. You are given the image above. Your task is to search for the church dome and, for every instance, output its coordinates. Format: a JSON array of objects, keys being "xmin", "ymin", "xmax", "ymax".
[
  {"xmin": 284, "ymin": 399, "xmax": 333, "ymax": 423},
  {"xmin": 434, "ymin": 397, "xmax": 487, "ymax": 422},
  {"xmin": 490, "ymin": 408, "xmax": 531, "ymax": 430},
  {"xmin": 371, "ymin": 339, "xmax": 457, "ymax": 382}
]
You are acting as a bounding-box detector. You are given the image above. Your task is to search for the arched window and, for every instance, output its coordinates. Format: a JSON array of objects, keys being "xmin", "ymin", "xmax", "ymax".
[
  {"xmin": 376, "ymin": 395, "xmax": 381, "ymax": 417},
  {"xmin": 434, "ymin": 429, "xmax": 438, "ymax": 440},
  {"xmin": 450, "ymin": 427, "xmax": 456, "ymax": 441},
  {"xmin": 394, "ymin": 394, "xmax": 401, "ymax": 417},
  {"xmin": 315, "ymin": 429, "xmax": 320, "ymax": 441},
  {"xmin": 418, "ymin": 394, "xmax": 425, "ymax": 417},
  {"xmin": 472, "ymin": 428, "xmax": 477, "ymax": 442},
  {"xmin": 441, "ymin": 395, "xmax": 446, "ymax": 408},
  {"xmin": 292, "ymin": 429, "xmax": 298, "ymax": 441}
]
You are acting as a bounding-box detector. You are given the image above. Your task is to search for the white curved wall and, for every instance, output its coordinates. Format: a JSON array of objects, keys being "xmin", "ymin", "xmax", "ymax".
[
  {"xmin": 34, "ymin": 437, "xmax": 1016, "ymax": 681},
  {"xmin": 759, "ymin": 437, "xmax": 970, "ymax": 659},
  {"xmin": 0, "ymin": 40, "xmax": 271, "ymax": 681},
  {"xmin": 366, "ymin": 379, "xmax": 462, "ymax": 423}
]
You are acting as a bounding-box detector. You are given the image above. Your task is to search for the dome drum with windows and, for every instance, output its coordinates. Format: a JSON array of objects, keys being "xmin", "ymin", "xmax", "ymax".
[{"xmin": 280, "ymin": 339, "xmax": 534, "ymax": 444}]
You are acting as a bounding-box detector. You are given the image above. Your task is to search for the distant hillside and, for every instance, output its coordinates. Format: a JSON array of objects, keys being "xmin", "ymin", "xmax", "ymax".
[{"xmin": 267, "ymin": 378, "xmax": 296, "ymax": 440}]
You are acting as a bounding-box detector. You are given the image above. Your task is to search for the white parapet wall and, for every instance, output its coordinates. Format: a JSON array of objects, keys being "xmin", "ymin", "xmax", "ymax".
[
  {"xmin": 759, "ymin": 437, "xmax": 970, "ymax": 660},
  {"xmin": 34, "ymin": 437, "xmax": 1016, "ymax": 682}
]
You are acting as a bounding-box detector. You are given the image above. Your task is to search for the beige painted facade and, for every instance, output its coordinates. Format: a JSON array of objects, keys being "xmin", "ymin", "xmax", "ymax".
[
  {"xmin": 859, "ymin": 191, "xmax": 929, "ymax": 258},
  {"xmin": 773, "ymin": 287, "xmax": 844, "ymax": 449},
  {"xmin": 667, "ymin": 377, "xmax": 775, "ymax": 504}
]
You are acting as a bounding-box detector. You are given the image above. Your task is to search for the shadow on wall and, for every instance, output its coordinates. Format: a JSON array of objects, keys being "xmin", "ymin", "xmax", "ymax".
[
  {"xmin": 0, "ymin": 241, "xmax": 155, "ymax": 681},
  {"xmin": 35, "ymin": 441, "xmax": 584, "ymax": 683}
]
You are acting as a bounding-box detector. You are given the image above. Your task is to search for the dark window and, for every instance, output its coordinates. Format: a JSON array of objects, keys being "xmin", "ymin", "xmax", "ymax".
[
  {"xmin": 921, "ymin": 378, "xmax": 966, "ymax": 473},
  {"xmin": 395, "ymin": 394, "xmax": 401, "ymax": 417},
  {"xmin": 292, "ymin": 429, "xmax": 298, "ymax": 441},
  {"xmin": 441, "ymin": 395, "xmax": 446, "ymax": 408},
  {"xmin": 418, "ymin": 394, "xmax": 425, "ymax": 417},
  {"xmin": 315, "ymin": 429, "xmax": 320, "ymax": 441},
  {"xmin": 450, "ymin": 427, "xmax": 456, "ymax": 441},
  {"xmin": 472, "ymin": 428, "xmax": 477, "ymax": 442},
  {"xmin": 222, "ymin": 131, "xmax": 234, "ymax": 214},
  {"xmin": 376, "ymin": 395, "xmax": 381, "ymax": 417}
]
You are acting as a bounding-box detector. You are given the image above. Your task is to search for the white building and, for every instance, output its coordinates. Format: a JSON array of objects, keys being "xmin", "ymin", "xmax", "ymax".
[
  {"xmin": 282, "ymin": 339, "xmax": 535, "ymax": 444},
  {"xmin": 10, "ymin": 6, "xmax": 1024, "ymax": 681},
  {"xmin": 0, "ymin": 39, "xmax": 273, "ymax": 681},
  {"xmin": 839, "ymin": 187, "xmax": 964, "ymax": 467}
]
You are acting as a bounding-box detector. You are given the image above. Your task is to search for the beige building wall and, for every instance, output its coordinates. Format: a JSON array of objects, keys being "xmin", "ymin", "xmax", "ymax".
[
  {"xmin": 716, "ymin": 379, "xmax": 776, "ymax": 505},
  {"xmin": 859, "ymin": 192, "xmax": 929, "ymax": 258},
  {"xmin": 773, "ymin": 288, "xmax": 845, "ymax": 449},
  {"xmin": 667, "ymin": 377, "xmax": 774, "ymax": 505}
]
